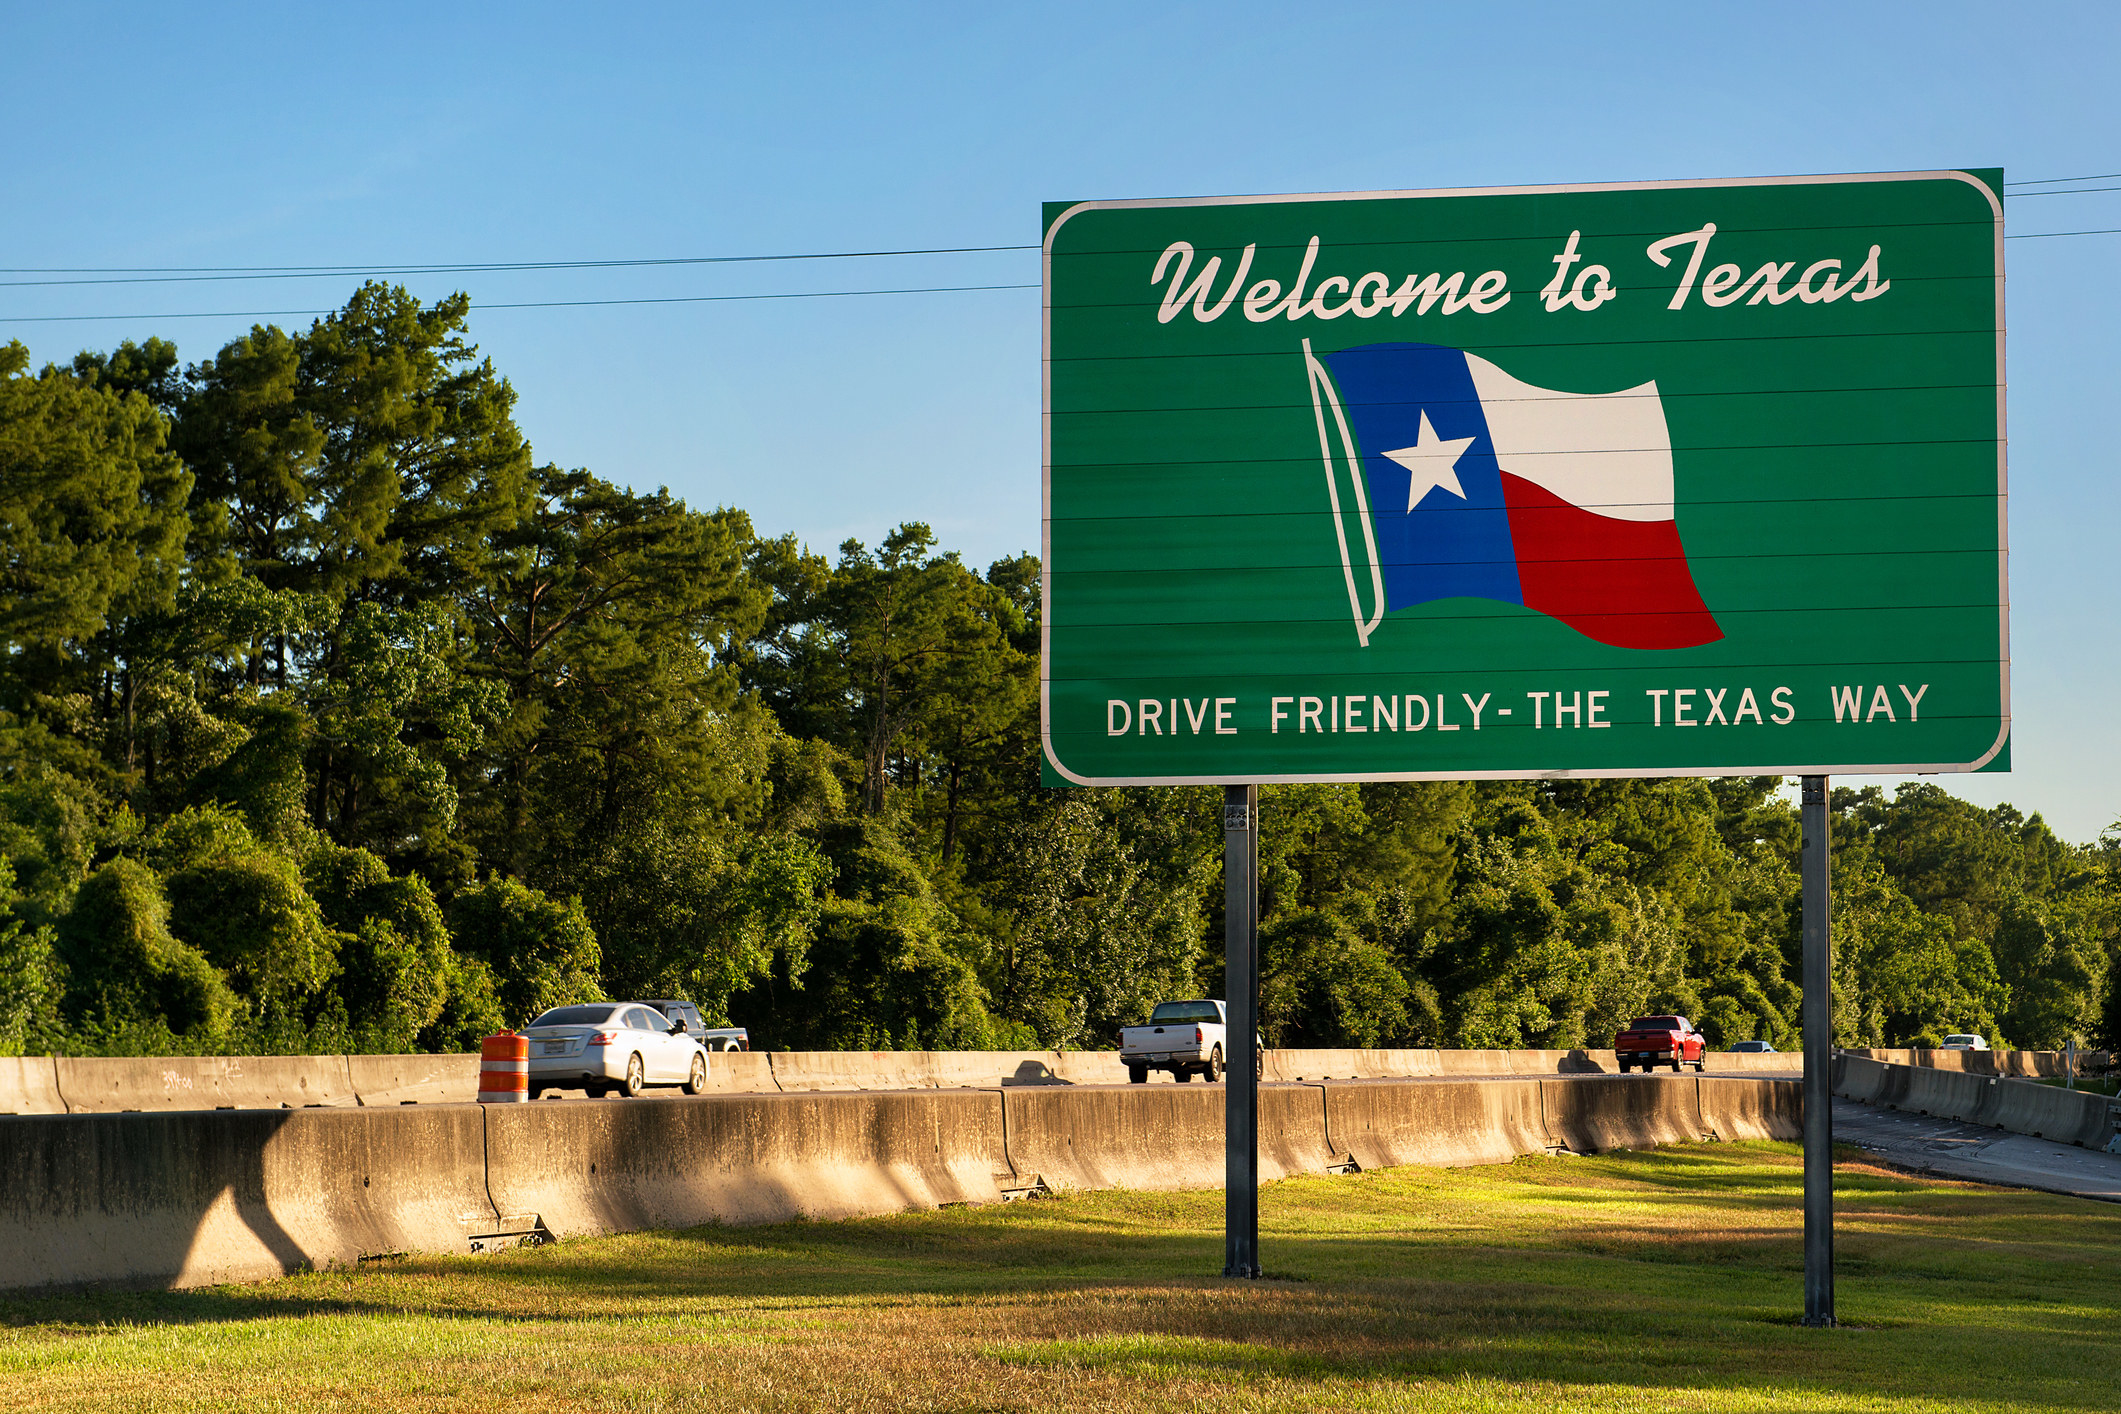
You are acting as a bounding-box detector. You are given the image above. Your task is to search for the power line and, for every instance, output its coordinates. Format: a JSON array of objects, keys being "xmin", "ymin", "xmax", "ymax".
[
  {"xmin": 2007, "ymin": 227, "xmax": 2121, "ymax": 239},
  {"xmin": 0, "ymin": 282, "xmax": 1039, "ymax": 326},
  {"xmin": 2005, "ymin": 185, "xmax": 2121, "ymax": 197},
  {"xmin": 0, "ymin": 244, "xmax": 1039, "ymax": 285},
  {"xmin": 2, "ymin": 184, "xmax": 2113, "ymax": 293},
  {"xmin": 2005, "ymin": 172, "xmax": 2121, "ymax": 187}
]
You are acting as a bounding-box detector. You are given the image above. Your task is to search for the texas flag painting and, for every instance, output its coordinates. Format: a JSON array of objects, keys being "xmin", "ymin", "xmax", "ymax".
[{"xmin": 1304, "ymin": 340, "xmax": 1722, "ymax": 651}]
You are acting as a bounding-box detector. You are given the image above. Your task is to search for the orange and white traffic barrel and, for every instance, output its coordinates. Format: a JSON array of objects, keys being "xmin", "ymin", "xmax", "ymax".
[{"xmin": 478, "ymin": 1032, "xmax": 529, "ymax": 1103}]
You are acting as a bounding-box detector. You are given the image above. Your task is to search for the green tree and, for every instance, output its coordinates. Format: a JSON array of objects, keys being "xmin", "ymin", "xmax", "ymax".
[
  {"xmin": 448, "ymin": 878, "xmax": 603, "ymax": 1026},
  {"xmin": 56, "ymin": 857, "xmax": 235, "ymax": 1039},
  {"xmin": 0, "ymin": 341, "xmax": 191, "ymax": 653},
  {"xmin": 1260, "ymin": 908, "xmax": 1412, "ymax": 1047},
  {"xmin": 147, "ymin": 807, "xmax": 336, "ymax": 1010},
  {"xmin": 304, "ymin": 840, "xmax": 458, "ymax": 1050},
  {"xmin": 985, "ymin": 789, "xmax": 1217, "ymax": 1047},
  {"xmin": 0, "ymin": 858, "xmax": 64, "ymax": 1055}
]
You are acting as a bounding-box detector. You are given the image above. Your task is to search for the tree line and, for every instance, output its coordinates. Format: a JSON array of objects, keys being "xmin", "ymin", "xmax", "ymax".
[{"xmin": 2, "ymin": 285, "xmax": 2116, "ymax": 1059}]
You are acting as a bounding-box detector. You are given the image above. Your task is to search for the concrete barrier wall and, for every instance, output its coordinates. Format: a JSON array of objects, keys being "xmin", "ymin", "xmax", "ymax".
[
  {"xmin": 1843, "ymin": 1048, "xmax": 2112, "ymax": 1078},
  {"xmin": 485, "ymin": 1089, "xmax": 1013, "ymax": 1234},
  {"xmin": 1322, "ymin": 1077, "xmax": 1551, "ymax": 1169},
  {"xmin": 0, "ymin": 1045, "xmax": 1816, "ymax": 1114},
  {"xmin": 345, "ymin": 1054, "xmax": 480, "ymax": 1106},
  {"xmin": 0, "ymin": 1073, "xmax": 1803, "ymax": 1293},
  {"xmin": 1540, "ymin": 1075, "xmax": 1707, "ymax": 1153},
  {"xmin": 1698, "ymin": 1076, "xmax": 1803, "ymax": 1141},
  {"xmin": 0, "ymin": 1056, "xmax": 66, "ymax": 1114},
  {"xmin": 764, "ymin": 1050, "xmax": 1062, "ymax": 1092},
  {"xmin": 55, "ymin": 1055, "xmax": 359, "ymax": 1112},
  {"xmin": 1984, "ymin": 1077, "xmax": 2115, "ymax": 1146},
  {"xmin": 0, "ymin": 1105, "xmax": 494, "ymax": 1290},
  {"xmin": 701, "ymin": 1051, "xmax": 780, "ymax": 1094},
  {"xmin": 1000, "ymin": 1083, "xmax": 1233, "ymax": 1192},
  {"xmin": 1834, "ymin": 1054, "xmax": 2117, "ymax": 1150},
  {"xmin": 996, "ymin": 1081, "xmax": 1344, "ymax": 1193}
]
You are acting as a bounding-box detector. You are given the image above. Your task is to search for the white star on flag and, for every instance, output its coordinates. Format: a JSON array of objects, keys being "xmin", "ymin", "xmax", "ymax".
[{"xmin": 1383, "ymin": 411, "xmax": 1478, "ymax": 511}]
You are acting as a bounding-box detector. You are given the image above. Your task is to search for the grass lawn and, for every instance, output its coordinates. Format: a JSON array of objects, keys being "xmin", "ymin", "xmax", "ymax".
[{"xmin": 3, "ymin": 1141, "xmax": 2117, "ymax": 1413}]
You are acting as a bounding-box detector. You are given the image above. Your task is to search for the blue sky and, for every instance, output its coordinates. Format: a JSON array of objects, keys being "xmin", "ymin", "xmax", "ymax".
[{"xmin": 4, "ymin": 1, "xmax": 2116, "ymax": 839}]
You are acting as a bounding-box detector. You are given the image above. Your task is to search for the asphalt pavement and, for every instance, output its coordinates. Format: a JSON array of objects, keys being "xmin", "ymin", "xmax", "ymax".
[{"xmin": 1833, "ymin": 1096, "xmax": 2121, "ymax": 1203}]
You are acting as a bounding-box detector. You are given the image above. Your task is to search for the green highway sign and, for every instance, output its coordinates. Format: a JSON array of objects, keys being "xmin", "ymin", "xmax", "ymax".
[{"xmin": 1041, "ymin": 171, "xmax": 2007, "ymax": 785}]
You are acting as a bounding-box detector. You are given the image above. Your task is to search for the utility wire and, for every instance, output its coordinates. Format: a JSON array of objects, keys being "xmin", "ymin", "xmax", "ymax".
[
  {"xmin": 0, "ymin": 244, "xmax": 1040, "ymax": 282},
  {"xmin": 2005, "ymin": 172, "xmax": 2121, "ymax": 187},
  {"xmin": 3, "ymin": 176, "xmax": 2115, "ymax": 289},
  {"xmin": 0, "ymin": 282, "xmax": 1040, "ymax": 325},
  {"xmin": 5, "ymin": 176, "xmax": 2118, "ymax": 323}
]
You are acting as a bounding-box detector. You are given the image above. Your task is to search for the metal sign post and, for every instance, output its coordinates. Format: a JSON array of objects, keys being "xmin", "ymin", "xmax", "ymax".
[
  {"xmin": 1223, "ymin": 784, "xmax": 1261, "ymax": 1279},
  {"xmin": 1801, "ymin": 774, "xmax": 1835, "ymax": 1326}
]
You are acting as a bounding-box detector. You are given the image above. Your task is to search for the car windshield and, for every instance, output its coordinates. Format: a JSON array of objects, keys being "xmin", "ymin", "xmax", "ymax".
[
  {"xmin": 1150, "ymin": 1001, "xmax": 1223, "ymax": 1024},
  {"xmin": 1628, "ymin": 1017, "xmax": 1680, "ymax": 1030},
  {"xmin": 529, "ymin": 1004, "xmax": 621, "ymax": 1027}
]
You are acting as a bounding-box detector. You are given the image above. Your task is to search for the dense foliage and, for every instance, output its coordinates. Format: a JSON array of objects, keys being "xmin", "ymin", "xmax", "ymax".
[{"xmin": 3, "ymin": 288, "xmax": 2116, "ymax": 1057}]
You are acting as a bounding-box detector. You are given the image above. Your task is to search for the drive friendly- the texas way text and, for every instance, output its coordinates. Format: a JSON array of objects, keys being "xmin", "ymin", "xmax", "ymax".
[{"xmin": 1105, "ymin": 683, "xmax": 1932, "ymax": 736}]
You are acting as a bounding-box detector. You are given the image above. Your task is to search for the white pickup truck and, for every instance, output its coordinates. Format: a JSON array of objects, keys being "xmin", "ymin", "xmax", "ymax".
[{"xmin": 1118, "ymin": 998, "xmax": 1249, "ymax": 1083}]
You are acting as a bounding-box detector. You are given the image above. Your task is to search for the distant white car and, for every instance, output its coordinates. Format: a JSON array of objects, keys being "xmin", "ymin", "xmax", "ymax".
[
  {"xmin": 522, "ymin": 1003, "xmax": 710, "ymax": 1097},
  {"xmin": 1939, "ymin": 1034, "xmax": 1991, "ymax": 1051},
  {"xmin": 1729, "ymin": 1039, "xmax": 1777, "ymax": 1053}
]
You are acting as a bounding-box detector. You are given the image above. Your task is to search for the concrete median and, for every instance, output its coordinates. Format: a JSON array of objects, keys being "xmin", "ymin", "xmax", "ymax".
[
  {"xmin": 1541, "ymin": 1075, "xmax": 1707, "ymax": 1153},
  {"xmin": 1709, "ymin": 1053, "xmax": 1804, "ymax": 1075},
  {"xmin": 1832, "ymin": 1053, "xmax": 1892, "ymax": 1104},
  {"xmin": 1985, "ymin": 1077, "xmax": 2115, "ymax": 1147},
  {"xmin": 1696, "ymin": 1076, "xmax": 1801, "ymax": 1140},
  {"xmin": 484, "ymin": 1089, "xmax": 1013, "ymax": 1235},
  {"xmin": 1, "ymin": 1070, "xmax": 1819, "ymax": 1292},
  {"xmin": 764, "ymin": 1050, "xmax": 1064, "ymax": 1091},
  {"xmin": 55, "ymin": 1055, "xmax": 359, "ymax": 1112},
  {"xmin": 347, "ymin": 1053, "xmax": 479, "ymax": 1105},
  {"xmin": 0, "ymin": 1056, "xmax": 66, "ymax": 1114},
  {"xmin": 1322, "ymin": 1077, "xmax": 1551, "ymax": 1169},
  {"xmin": 0, "ymin": 1104, "xmax": 494, "ymax": 1291},
  {"xmin": 997, "ymin": 1082, "xmax": 1341, "ymax": 1192},
  {"xmin": 701, "ymin": 1051, "xmax": 781, "ymax": 1093},
  {"xmin": 1844, "ymin": 1048, "xmax": 2094, "ymax": 1079},
  {"xmin": 9, "ymin": 1045, "xmax": 1813, "ymax": 1112}
]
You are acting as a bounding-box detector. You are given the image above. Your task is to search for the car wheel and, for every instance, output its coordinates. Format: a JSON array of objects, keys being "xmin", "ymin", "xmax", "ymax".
[
  {"xmin": 1176, "ymin": 1069, "xmax": 1194, "ymax": 1082},
  {"xmin": 1127, "ymin": 1064, "xmax": 1147, "ymax": 1084},
  {"xmin": 684, "ymin": 1054, "xmax": 707, "ymax": 1095},
  {"xmin": 1204, "ymin": 1046, "xmax": 1223, "ymax": 1083},
  {"xmin": 622, "ymin": 1053, "xmax": 646, "ymax": 1097},
  {"xmin": 1670, "ymin": 1056, "xmax": 1683, "ymax": 1074},
  {"xmin": 530, "ymin": 1086, "xmax": 546, "ymax": 1100}
]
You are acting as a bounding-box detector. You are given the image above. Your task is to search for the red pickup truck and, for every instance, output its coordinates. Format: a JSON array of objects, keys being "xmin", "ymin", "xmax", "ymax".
[{"xmin": 1615, "ymin": 1015, "xmax": 1707, "ymax": 1073}]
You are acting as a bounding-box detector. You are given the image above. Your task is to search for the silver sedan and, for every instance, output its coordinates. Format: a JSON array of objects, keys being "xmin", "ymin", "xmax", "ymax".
[{"xmin": 522, "ymin": 1003, "xmax": 710, "ymax": 1098}]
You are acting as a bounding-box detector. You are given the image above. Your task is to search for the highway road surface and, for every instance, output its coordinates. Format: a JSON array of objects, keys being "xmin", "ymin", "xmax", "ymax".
[{"xmin": 1834, "ymin": 1096, "xmax": 2121, "ymax": 1203}]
